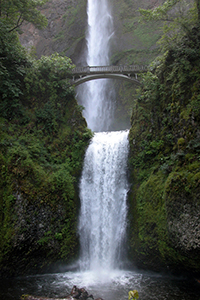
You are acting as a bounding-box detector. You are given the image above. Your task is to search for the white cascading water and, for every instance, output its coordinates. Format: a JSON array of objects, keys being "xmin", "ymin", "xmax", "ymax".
[
  {"xmin": 78, "ymin": 131, "xmax": 129, "ymax": 272},
  {"xmin": 78, "ymin": 0, "xmax": 129, "ymax": 277},
  {"xmin": 77, "ymin": 0, "xmax": 115, "ymax": 132}
]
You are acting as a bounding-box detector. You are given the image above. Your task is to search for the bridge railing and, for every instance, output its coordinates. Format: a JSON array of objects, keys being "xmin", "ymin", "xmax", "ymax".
[{"xmin": 72, "ymin": 65, "xmax": 148, "ymax": 74}]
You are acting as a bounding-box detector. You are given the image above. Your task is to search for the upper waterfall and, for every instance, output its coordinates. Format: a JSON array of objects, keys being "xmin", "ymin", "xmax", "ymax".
[
  {"xmin": 77, "ymin": 0, "xmax": 115, "ymax": 132},
  {"xmin": 87, "ymin": 0, "xmax": 113, "ymax": 66}
]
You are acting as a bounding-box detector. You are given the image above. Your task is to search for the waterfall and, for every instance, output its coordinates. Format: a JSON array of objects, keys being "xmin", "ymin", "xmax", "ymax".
[
  {"xmin": 78, "ymin": 130, "xmax": 129, "ymax": 272},
  {"xmin": 77, "ymin": 0, "xmax": 115, "ymax": 132},
  {"xmin": 77, "ymin": 0, "xmax": 129, "ymax": 275}
]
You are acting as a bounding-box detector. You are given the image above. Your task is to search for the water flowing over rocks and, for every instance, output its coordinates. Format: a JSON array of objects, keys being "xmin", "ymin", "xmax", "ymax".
[{"xmin": 76, "ymin": 0, "xmax": 130, "ymax": 277}]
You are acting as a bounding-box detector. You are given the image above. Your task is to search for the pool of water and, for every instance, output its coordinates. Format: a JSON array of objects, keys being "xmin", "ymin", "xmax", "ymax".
[{"xmin": 0, "ymin": 270, "xmax": 199, "ymax": 300}]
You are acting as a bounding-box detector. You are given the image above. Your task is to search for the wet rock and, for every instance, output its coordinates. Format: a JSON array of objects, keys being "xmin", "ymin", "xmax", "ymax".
[{"xmin": 21, "ymin": 286, "xmax": 101, "ymax": 300}]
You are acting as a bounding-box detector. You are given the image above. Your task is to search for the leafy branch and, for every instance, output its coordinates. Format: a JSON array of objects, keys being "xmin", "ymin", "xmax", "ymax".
[
  {"xmin": 139, "ymin": 0, "xmax": 198, "ymax": 51},
  {"xmin": 128, "ymin": 290, "xmax": 139, "ymax": 300},
  {"xmin": 0, "ymin": 0, "xmax": 48, "ymax": 33}
]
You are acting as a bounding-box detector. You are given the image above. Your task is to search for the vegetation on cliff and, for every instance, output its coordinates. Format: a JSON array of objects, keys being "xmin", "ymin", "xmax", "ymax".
[
  {"xmin": 19, "ymin": 0, "xmax": 87, "ymax": 62},
  {"xmin": 0, "ymin": 2, "xmax": 92, "ymax": 277},
  {"xmin": 0, "ymin": 0, "xmax": 48, "ymax": 32},
  {"xmin": 128, "ymin": 0, "xmax": 200, "ymax": 275}
]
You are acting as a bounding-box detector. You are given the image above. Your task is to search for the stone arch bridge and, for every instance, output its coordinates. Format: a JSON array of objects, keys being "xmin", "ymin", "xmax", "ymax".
[{"xmin": 71, "ymin": 65, "xmax": 147, "ymax": 86}]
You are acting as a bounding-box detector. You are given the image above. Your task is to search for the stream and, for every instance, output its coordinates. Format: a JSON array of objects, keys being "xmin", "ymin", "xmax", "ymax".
[{"xmin": 0, "ymin": 270, "xmax": 199, "ymax": 300}]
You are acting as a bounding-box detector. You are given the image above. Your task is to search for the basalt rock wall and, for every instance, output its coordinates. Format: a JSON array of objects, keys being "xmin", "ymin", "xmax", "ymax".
[{"xmin": 20, "ymin": 0, "xmax": 88, "ymax": 65}]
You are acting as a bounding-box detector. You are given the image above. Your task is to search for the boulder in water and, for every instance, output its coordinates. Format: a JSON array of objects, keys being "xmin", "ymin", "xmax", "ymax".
[{"xmin": 21, "ymin": 286, "xmax": 100, "ymax": 300}]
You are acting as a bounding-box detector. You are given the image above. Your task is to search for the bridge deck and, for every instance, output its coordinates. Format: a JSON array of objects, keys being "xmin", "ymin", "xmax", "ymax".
[{"xmin": 72, "ymin": 65, "xmax": 147, "ymax": 75}]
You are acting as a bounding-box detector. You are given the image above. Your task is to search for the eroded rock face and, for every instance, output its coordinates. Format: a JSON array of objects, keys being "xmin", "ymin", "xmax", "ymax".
[
  {"xmin": 112, "ymin": 0, "xmax": 163, "ymax": 59},
  {"xmin": 13, "ymin": 191, "xmax": 65, "ymax": 252},
  {"xmin": 20, "ymin": 0, "xmax": 87, "ymax": 64},
  {"xmin": 166, "ymin": 177, "xmax": 200, "ymax": 256},
  {"xmin": 167, "ymin": 202, "xmax": 200, "ymax": 252}
]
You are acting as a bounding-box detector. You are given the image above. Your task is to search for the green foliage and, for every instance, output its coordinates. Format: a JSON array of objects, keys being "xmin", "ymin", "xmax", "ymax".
[
  {"xmin": 128, "ymin": 21, "xmax": 200, "ymax": 273},
  {"xmin": 0, "ymin": 98, "xmax": 91, "ymax": 273},
  {"xmin": 38, "ymin": 235, "xmax": 51, "ymax": 246},
  {"xmin": 139, "ymin": 0, "xmax": 189, "ymax": 21},
  {"xmin": 49, "ymin": 162, "xmax": 75, "ymax": 200},
  {"xmin": 24, "ymin": 53, "xmax": 75, "ymax": 133},
  {"xmin": 129, "ymin": 136, "xmax": 164, "ymax": 169},
  {"xmin": 0, "ymin": 26, "xmax": 30, "ymax": 120},
  {"xmin": 128, "ymin": 290, "xmax": 139, "ymax": 300},
  {"xmin": 0, "ymin": 0, "xmax": 92, "ymax": 276},
  {"xmin": 0, "ymin": 0, "xmax": 48, "ymax": 122},
  {"xmin": 139, "ymin": 0, "xmax": 198, "ymax": 51},
  {"xmin": 24, "ymin": 53, "xmax": 74, "ymax": 100},
  {"xmin": 177, "ymin": 137, "xmax": 185, "ymax": 148},
  {"xmin": 0, "ymin": 0, "xmax": 48, "ymax": 33}
]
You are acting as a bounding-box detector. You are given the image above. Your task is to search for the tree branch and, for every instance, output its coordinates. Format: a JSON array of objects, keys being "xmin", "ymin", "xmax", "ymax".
[{"xmin": 8, "ymin": 13, "xmax": 24, "ymax": 32}]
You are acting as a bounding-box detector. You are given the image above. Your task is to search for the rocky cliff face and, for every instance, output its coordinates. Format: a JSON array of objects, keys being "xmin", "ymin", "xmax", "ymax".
[
  {"xmin": 20, "ymin": 0, "xmax": 87, "ymax": 64},
  {"xmin": 128, "ymin": 27, "xmax": 200, "ymax": 276},
  {"xmin": 112, "ymin": 0, "xmax": 162, "ymax": 64},
  {"xmin": 110, "ymin": 0, "xmax": 164, "ymax": 129},
  {"xmin": 20, "ymin": 0, "xmax": 162, "ymax": 64},
  {"xmin": 166, "ymin": 174, "xmax": 200, "ymax": 258}
]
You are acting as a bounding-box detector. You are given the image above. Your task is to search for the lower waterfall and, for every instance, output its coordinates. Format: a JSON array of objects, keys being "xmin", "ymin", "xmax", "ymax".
[{"xmin": 78, "ymin": 130, "xmax": 129, "ymax": 272}]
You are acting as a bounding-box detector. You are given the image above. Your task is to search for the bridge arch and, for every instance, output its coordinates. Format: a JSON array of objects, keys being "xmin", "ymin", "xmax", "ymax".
[
  {"xmin": 72, "ymin": 73, "xmax": 141, "ymax": 86},
  {"xmin": 71, "ymin": 65, "xmax": 147, "ymax": 86}
]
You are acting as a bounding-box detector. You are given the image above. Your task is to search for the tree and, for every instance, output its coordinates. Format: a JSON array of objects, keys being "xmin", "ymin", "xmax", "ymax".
[
  {"xmin": 139, "ymin": 0, "xmax": 199, "ymax": 51},
  {"xmin": 0, "ymin": 25, "xmax": 30, "ymax": 120},
  {"xmin": 0, "ymin": 0, "xmax": 48, "ymax": 33},
  {"xmin": 23, "ymin": 53, "xmax": 75, "ymax": 132},
  {"xmin": 0, "ymin": 0, "xmax": 48, "ymax": 120},
  {"xmin": 24, "ymin": 53, "xmax": 75, "ymax": 105}
]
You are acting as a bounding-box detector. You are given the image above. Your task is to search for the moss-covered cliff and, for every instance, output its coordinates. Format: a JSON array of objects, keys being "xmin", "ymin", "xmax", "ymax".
[
  {"xmin": 0, "ymin": 106, "xmax": 91, "ymax": 277},
  {"xmin": 0, "ymin": 30, "xmax": 92, "ymax": 276},
  {"xmin": 128, "ymin": 26, "xmax": 200, "ymax": 276}
]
